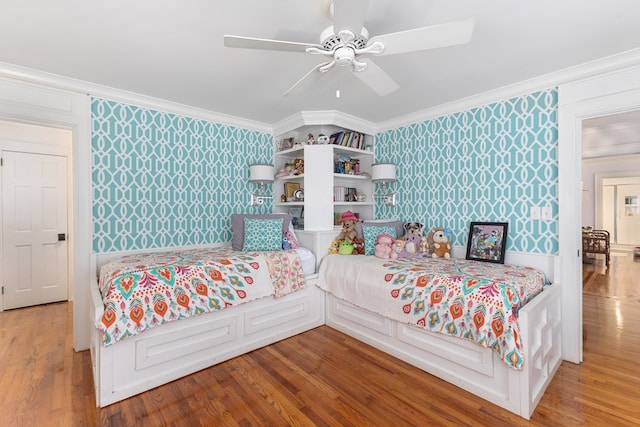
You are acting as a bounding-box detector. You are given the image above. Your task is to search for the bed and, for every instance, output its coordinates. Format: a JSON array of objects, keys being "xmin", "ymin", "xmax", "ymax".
[
  {"xmin": 318, "ymin": 254, "xmax": 562, "ymax": 419},
  {"xmin": 89, "ymin": 244, "xmax": 324, "ymax": 407}
]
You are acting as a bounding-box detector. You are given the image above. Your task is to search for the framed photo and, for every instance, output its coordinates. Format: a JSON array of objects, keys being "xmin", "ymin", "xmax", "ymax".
[
  {"xmin": 281, "ymin": 137, "xmax": 294, "ymax": 150},
  {"xmin": 284, "ymin": 182, "xmax": 300, "ymax": 200},
  {"xmin": 465, "ymin": 222, "xmax": 508, "ymax": 264}
]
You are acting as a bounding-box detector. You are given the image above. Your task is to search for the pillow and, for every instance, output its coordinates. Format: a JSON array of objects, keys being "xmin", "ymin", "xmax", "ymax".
[
  {"xmin": 242, "ymin": 218, "xmax": 284, "ymax": 251},
  {"xmin": 355, "ymin": 220, "xmax": 404, "ymax": 241},
  {"xmin": 362, "ymin": 225, "xmax": 397, "ymax": 256},
  {"xmin": 231, "ymin": 213, "xmax": 292, "ymax": 250},
  {"xmin": 283, "ymin": 221, "xmax": 300, "ymax": 249}
]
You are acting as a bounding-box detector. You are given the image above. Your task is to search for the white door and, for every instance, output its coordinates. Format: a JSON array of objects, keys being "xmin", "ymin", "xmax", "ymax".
[
  {"xmin": 617, "ymin": 184, "xmax": 640, "ymax": 246},
  {"xmin": 2, "ymin": 151, "xmax": 68, "ymax": 309}
]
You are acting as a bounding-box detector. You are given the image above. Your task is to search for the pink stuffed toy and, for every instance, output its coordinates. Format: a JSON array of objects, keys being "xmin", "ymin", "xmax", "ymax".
[{"xmin": 374, "ymin": 233, "xmax": 398, "ymax": 259}]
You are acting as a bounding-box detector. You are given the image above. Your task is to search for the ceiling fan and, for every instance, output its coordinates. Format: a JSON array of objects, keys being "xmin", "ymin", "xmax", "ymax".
[{"xmin": 224, "ymin": 0, "xmax": 474, "ymax": 97}]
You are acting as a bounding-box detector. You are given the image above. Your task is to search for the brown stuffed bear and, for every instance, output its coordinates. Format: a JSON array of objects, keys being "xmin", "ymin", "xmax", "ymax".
[
  {"xmin": 336, "ymin": 211, "xmax": 358, "ymax": 244},
  {"xmin": 352, "ymin": 237, "xmax": 365, "ymax": 255}
]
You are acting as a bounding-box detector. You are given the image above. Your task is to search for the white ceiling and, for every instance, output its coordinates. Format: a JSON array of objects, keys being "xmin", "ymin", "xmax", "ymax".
[{"xmin": 2, "ymin": 0, "xmax": 640, "ymax": 125}]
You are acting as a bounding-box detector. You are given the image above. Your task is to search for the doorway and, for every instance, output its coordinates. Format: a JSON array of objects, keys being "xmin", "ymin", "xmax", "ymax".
[
  {"xmin": 600, "ymin": 178, "xmax": 640, "ymax": 246},
  {"xmin": 558, "ymin": 65, "xmax": 640, "ymax": 364},
  {"xmin": 0, "ymin": 121, "xmax": 72, "ymax": 310}
]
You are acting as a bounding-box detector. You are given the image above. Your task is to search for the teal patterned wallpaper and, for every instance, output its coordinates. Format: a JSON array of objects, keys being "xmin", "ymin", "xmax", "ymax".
[
  {"xmin": 376, "ymin": 89, "xmax": 558, "ymax": 254},
  {"xmin": 91, "ymin": 98, "xmax": 272, "ymax": 253}
]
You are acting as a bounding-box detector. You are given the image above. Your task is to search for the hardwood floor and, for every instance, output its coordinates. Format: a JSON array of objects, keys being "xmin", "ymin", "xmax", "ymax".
[{"xmin": 1, "ymin": 254, "xmax": 639, "ymax": 426}]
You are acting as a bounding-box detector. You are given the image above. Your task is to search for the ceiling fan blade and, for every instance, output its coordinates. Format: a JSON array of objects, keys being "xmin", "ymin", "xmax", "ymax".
[
  {"xmin": 368, "ymin": 18, "xmax": 475, "ymax": 56},
  {"xmin": 333, "ymin": 0, "xmax": 369, "ymax": 38},
  {"xmin": 224, "ymin": 35, "xmax": 322, "ymax": 53},
  {"xmin": 352, "ymin": 59, "xmax": 399, "ymax": 96},
  {"xmin": 283, "ymin": 63, "xmax": 332, "ymax": 97}
]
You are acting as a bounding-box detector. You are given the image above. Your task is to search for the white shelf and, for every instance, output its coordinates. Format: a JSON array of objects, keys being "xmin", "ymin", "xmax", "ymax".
[
  {"xmin": 275, "ymin": 202, "xmax": 304, "ymax": 207},
  {"xmin": 333, "ymin": 173, "xmax": 369, "ymax": 181},
  {"xmin": 334, "ymin": 201, "xmax": 374, "ymax": 206},
  {"xmin": 274, "ymin": 128, "xmax": 375, "ymax": 231}
]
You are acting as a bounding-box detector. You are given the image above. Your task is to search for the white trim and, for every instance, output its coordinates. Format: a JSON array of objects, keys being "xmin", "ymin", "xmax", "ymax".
[
  {"xmin": 558, "ymin": 64, "xmax": 640, "ymax": 364},
  {"xmin": 0, "ymin": 62, "xmax": 272, "ymax": 134},
  {"xmin": 272, "ymin": 110, "xmax": 377, "ymax": 137},
  {"xmin": 0, "ymin": 77, "xmax": 92, "ymax": 351},
  {"xmin": 377, "ymin": 48, "xmax": 640, "ymax": 132}
]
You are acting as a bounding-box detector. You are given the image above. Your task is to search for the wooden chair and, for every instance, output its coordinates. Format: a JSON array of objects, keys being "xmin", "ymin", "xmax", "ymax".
[{"xmin": 582, "ymin": 227, "xmax": 610, "ymax": 267}]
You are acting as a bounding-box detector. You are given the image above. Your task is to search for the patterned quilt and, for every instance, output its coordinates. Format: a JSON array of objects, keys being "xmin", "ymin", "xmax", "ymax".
[
  {"xmin": 318, "ymin": 255, "xmax": 550, "ymax": 370},
  {"xmin": 97, "ymin": 246, "xmax": 305, "ymax": 346}
]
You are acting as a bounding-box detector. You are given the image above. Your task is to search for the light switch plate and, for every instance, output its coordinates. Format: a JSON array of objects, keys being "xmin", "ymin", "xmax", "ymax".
[
  {"xmin": 531, "ymin": 206, "xmax": 541, "ymax": 220},
  {"xmin": 542, "ymin": 206, "xmax": 552, "ymax": 220}
]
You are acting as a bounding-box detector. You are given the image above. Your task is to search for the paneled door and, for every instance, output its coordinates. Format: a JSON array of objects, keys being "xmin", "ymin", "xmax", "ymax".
[{"xmin": 2, "ymin": 151, "xmax": 68, "ymax": 309}]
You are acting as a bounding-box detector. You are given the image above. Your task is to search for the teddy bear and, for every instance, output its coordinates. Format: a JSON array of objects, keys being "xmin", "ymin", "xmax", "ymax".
[
  {"xmin": 352, "ymin": 237, "xmax": 365, "ymax": 255},
  {"xmin": 427, "ymin": 226, "xmax": 451, "ymax": 258},
  {"xmin": 374, "ymin": 233, "xmax": 398, "ymax": 259},
  {"xmin": 328, "ymin": 240, "xmax": 339, "ymax": 254},
  {"xmin": 336, "ymin": 211, "xmax": 358, "ymax": 244}
]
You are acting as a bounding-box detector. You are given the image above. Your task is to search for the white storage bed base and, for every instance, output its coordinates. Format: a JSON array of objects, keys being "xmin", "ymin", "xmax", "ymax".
[
  {"xmin": 89, "ymin": 251, "xmax": 325, "ymax": 407},
  {"xmin": 325, "ymin": 282, "xmax": 562, "ymax": 419},
  {"xmin": 90, "ymin": 248, "xmax": 561, "ymax": 418}
]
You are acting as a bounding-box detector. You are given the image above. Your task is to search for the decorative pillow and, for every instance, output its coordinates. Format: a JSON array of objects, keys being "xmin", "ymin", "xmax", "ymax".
[
  {"xmin": 231, "ymin": 213, "xmax": 292, "ymax": 250},
  {"xmin": 243, "ymin": 218, "xmax": 284, "ymax": 251},
  {"xmin": 362, "ymin": 225, "xmax": 397, "ymax": 256},
  {"xmin": 356, "ymin": 220, "xmax": 404, "ymax": 241}
]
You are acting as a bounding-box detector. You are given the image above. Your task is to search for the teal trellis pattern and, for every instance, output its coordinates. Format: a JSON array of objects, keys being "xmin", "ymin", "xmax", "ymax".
[
  {"xmin": 376, "ymin": 89, "xmax": 558, "ymax": 254},
  {"xmin": 92, "ymin": 98, "xmax": 272, "ymax": 253}
]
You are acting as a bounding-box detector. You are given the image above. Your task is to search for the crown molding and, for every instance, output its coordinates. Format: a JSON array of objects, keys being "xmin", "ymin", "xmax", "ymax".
[
  {"xmin": 0, "ymin": 61, "xmax": 272, "ymax": 134},
  {"xmin": 376, "ymin": 47, "xmax": 640, "ymax": 132},
  {"xmin": 271, "ymin": 109, "xmax": 377, "ymax": 136}
]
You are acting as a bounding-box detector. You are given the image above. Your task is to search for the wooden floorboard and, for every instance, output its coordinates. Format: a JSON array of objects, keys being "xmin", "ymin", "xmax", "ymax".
[{"xmin": 1, "ymin": 254, "xmax": 639, "ymax": 426}]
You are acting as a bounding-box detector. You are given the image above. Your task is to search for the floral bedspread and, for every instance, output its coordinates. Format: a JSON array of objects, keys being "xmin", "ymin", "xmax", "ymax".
[
  {"xmin": 97, "ymin": 246, "xmax": 304, "ymax": 346},
  {"xmin": 318, "ymin": 255, "xmax": 550, "ymax": 370}
]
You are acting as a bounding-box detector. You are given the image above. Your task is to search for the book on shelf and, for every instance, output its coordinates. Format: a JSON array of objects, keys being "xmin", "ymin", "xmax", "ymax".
[{"xmin": 329, "ymin": 132, "xmax": 343, "ymax": 145}]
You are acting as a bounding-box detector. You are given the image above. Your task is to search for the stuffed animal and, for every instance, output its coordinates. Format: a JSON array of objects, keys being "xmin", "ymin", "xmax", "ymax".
[
  {"xmin": 395, "ymin": 238, "xmax": 405, "ymax": 257},
  {"xmin": 293, "ymin": 158, "xmax": 304, "ymax": 175},
  {"xmin": 419, "ymin": 236, "xmax": 431, "ymax": 256},
  {"xmin": 427, "ymin": 226, "xmax": 451, "ymax": 259},
  {"xmin": 338, "ymin": 240, "xmax": 354, "ymax": 255},
  {"xmin": 397, "ymin": 221, "xmax": 425, "ymax": 258},
  {"xmin": 404, "ymin": 221, "xmax": 424, "ymax": 237},
  {"xmin": 398, "ymin": 233, "xmax": 423, "ymax": 258},
  {"xmin": 282, "ymin": 230, "xmax": 299, "ymax": 250},
  {"xmin": 336, "ymin": 211, "xmax": 358, "ymax": 244},
  {"xmin": 374, "ymin": 233, "xmax": 398, "ymax": 259},
  {"xmin": 352, "ymin": 237, "xmax": 365, "ymax": 255},
  {"xmin": 328, "ymin": 240, "xmax": 340, "ymax": 254}
]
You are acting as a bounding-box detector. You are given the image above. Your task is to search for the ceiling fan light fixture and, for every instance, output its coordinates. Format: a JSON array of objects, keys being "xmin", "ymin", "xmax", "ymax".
[{"xmin": 319, "ymin": 25, "xmax": 369, "ymax": 50}]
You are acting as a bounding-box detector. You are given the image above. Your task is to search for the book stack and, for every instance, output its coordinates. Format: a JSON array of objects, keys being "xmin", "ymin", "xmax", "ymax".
[
  {"xmin": 334, "ymin": 186, "xmax": 358, "ymax": 202},
  {"xmin": 328, "ymin": 131, "xmax": 366, "ymax": 150}
]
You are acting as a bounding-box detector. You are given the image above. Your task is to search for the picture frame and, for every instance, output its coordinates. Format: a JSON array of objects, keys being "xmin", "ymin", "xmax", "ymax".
[
  {"xmin": 465, "ymin": 221, "xmax": 508, "ymax": 264},
  {"xmin": 281, "ymin": 137, "xmax": 294, "ymax": 151},
  {"xmin": 284, "ymin": 182, "xmax": 300, "ymax": 200}
]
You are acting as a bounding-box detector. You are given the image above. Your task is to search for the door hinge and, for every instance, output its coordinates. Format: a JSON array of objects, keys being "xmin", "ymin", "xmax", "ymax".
[
  {"xmin": 1, "ymin": 286, "xmax": 3, "ymax": 295},
  {"xmin": 0, "ymin": 157, "xmax": 3, "ymax": 166}
]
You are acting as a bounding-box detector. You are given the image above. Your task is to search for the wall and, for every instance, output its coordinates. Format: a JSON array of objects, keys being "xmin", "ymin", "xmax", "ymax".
[
  {"xmin": 581, "ymin": 154, "xmax": 640, "ymax": 228},
  {"xmin": 376, "ymin": 89, "xmax": 558, "ymax": 254},
  {"xmin": 92, "ymin": 98, "xmax": 272, "ymax": 253}
]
